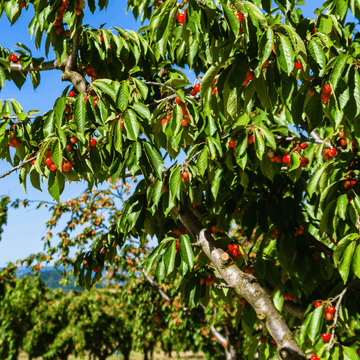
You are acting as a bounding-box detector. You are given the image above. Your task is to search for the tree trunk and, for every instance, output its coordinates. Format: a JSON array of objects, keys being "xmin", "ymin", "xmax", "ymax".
[{"xmin": 143, "ymin": 346, "xmax": 149, "ymax": 360}]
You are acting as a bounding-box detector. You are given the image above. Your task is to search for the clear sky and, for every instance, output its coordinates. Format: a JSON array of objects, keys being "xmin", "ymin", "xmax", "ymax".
[{"xmin": 0, "ymin": 0, "xmax": 332, "ymax": 267}]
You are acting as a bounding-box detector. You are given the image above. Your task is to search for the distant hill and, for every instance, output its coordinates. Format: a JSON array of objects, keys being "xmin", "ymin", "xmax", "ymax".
[{"xmin": 13, "ymin": 266, "xmax": 104, "ymax": 292}]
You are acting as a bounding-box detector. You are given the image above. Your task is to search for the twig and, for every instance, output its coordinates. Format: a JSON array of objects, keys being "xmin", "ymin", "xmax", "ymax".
[
  {"xmin": 213, "ymin": 283, "xmax": 233, "ymax": 289},
  {"xmin": 144, "ymin": 81, "xmax": 177, "ymax": 94},
  {"xmin": 146, "ymin": 93, "xmax": 177, "ymax": 108},
  {"xmin": 191, "ymin": 241, "xmax": 202, "ymax": 248},
  {"xmin": 327, "ymin": 286, "xmax": 348, "ymax": 350},
  {"xmin": 134, "ymin": 257, "xmax": 172, "ymax": 303},
  {"xmin": 309, "ymin": 235, "xmax": 334, "ymax": 257},
  {"xmin": 0, "ymin": 156, "xmax": 37, "ymax": 180}
]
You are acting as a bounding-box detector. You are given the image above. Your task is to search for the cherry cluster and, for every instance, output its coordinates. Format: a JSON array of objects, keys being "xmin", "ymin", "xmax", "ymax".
[{"xmin": 226, "ymin": 243, "xmax": 242, "ymax": 260}]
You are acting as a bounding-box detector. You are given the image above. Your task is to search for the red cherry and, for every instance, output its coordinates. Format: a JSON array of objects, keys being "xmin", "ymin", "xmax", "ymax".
[
  {"xmin": 19, "ymin": 1, "xmax": 26, "ymax": 8},
  {"xmin": 45, "ymin": 158, "xmax": 53, "ymax": 166},
  {"xmin": 227, "ymin": 244, "xmax": 234, "ymax": 252},
  {"xmin": 212, "ymin": 87, "xmax": 217, "ymax": 95},
  {"xmin": 327, "ymin": 306, "xmax": 335, "ymax": 314},
  {"xmin": 194, "ymin": 83, "xmax": 201, "ymax": 92},
  {"xmin": 231, "ymin": 250, "xmax": 238, "ymax": 258},
  {"xmin": 340, "ymin": 138, "xmax": 347, "ymax": 147},
  {"xmin": 314, "ymin": 301, "xmax": 322, "ymax": 308},
  {"xmin": 177, "ymin": 13, "xmax": 185, "ymax": 24},
  {"xmin": 233, "ymin": 244, "xmax": 239, "ymax": 251},
  {"xmin": 190, "ymin": 89, "xmax": 197, "ymax": 96},
  {"xmin": 283, "ymin": 154, "xmax": 290, "ymax": 163},
  {"xmin": 321, "ymin": 84, "xmax": 332, "ymax": 95},
  {"xmin": 160, "ymin": 118, "xmax": 168, "ymax": 126},
  {"xmin": 89, "ymin": 138, "xmax": 97, "ymax": 147},
  {"xmin": 329, "ymin": 148, "xmax": 336, "ymax": 157},
  {"xmin": 9, "ymin": 54, "xmax": 18, "ymax": 62},
  {"xmin": 70, "ymin": 137, "xmax": 78, "ymax": 144},
  {"xmin": 45, "ymin": 150, "xmax": 51, "ymax": 158},
  {"xmin": 357, "ymin": 348, "xmax": 360, "ymax": 355},
  {"xmin": 100, "ymin": 36, "xmax": 104, "ymax": 43},
  {"xmin": 182, "ymin": 171, "xmax": 190, "ymax": 181},
  {"xmin": 121, "ymin": 122, "xmax": 124, "ymax": 131},
  {"xmin": 300, "ymin": 142, "xmax": 307, "ymax": 149},
  {"xmin": 295, "ymin": 62, "xmax": 302, "ymax": 70},
  {"xmin": 68, "ymin": 90, "xmax": 76, "ymax": 97},
  {"xmin": 175, "ymin": 96, "xmax": 182, "ymax": 105},
  {"xmin": 236, "ymin": 13, "xmax": 243, "ymax": 23},
  {"xmin": 66, "ymin": 145, "xmax": 72, "ymax": 152},
  {"xmin": 338, "ymin": 131, "xmax": 344, "ymax": 138},
  {"xmin": 65, "ymin": 105, "xmax": 71, "ymax": 113},
  {"xmin": 62, "ymin": 162, "xmax": 73, "ymax": 172},
  {"xmin": 49, "ymin": 164, "xmax": 57, "ymax": 171},
  {"xmin": 229, "ymin": 140, "xmax": 235, "ymax": 148},
  {"xmin": 311, "ymin": 356, "xmax": 320, "ymax": 360},
  {"xmin": 321, "ymin": 333, "xmax": 331, "ymax": 342},
  {"xmin": 300, "ymin": 157, "xmax": 309, "ymax": 167},
  {"xmin": 55, "ymin": 27, "xmax": 62, "ymax": 36},
  {"xmin": 181, "ymin": 119, "xmax": 189, "ymax": 127},
  {"xmin": 75, "ymin": 8, "xmax": 82, "ymax": 15}
]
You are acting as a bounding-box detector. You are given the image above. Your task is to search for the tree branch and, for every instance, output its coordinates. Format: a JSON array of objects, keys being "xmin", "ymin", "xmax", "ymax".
[
  {"xmin": 327, "ymin": 286, "xmax": 348, "ymax": 350},
  {"xmin": 144, "ymin": 81, "xmax": 177, "ymax": 94},
  {"xmin": 173, "ymin": 205, "xmax": 307, "ymax": 360},
  {"xmin": 0, "ymin": 156, "xmax": 36, "ymax": 180},
  {"xmin": 7, "ymin": 60, "xmax": 61, "ymax": 73},
  {"xmin": 69, "ymin": 29, "xmax": 81, "ymax": 71},
  {"xmin": 134, "ymin": 257, "xmax": 172, "ymax": 303}
]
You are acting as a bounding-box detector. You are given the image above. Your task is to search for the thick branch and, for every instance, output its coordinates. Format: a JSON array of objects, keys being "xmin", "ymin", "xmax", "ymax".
[
  {"xmin": 0, "ymin": 157, "xmax": 36, "ymax": 180},
  {"xmin": 309, "ymin": 235, "xmax": 334, "ymax": 257},
  {"xmin": 69, "ymin": 29, "xmax": 81, "ymax": 71},
  {"xmin": 7, "ymin": 60, "xmax": 61, "ymax": 73},
  {"xmin": 174, "ymin": 205, "xmax": 306, "ymax": 360}
]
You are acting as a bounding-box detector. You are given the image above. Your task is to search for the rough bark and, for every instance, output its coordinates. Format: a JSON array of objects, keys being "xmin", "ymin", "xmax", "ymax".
[{"xmin": 173, "ymin": 205, "xmax": 306, "ymax": 360}]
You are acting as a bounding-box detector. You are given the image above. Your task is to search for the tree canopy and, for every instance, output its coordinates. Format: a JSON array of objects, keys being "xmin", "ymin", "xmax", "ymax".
[{"xmin": 1, "ymin": 0, "xmax": 360, "ymax": 359}]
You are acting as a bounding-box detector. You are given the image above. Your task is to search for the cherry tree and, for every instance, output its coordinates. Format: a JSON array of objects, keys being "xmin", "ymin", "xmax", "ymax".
[{"xmin": 1, "ymin": 0, "xmax": 360, "ymax": 359}]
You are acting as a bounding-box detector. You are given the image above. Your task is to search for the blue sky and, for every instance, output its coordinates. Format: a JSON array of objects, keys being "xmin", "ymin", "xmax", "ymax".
[{"xmin": 0, "ymin": 0, "xmax": 329, "ymax": 267}]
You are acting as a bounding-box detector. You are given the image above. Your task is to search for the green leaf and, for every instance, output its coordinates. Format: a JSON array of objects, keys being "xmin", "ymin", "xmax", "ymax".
[
  {"xmin": 144, "ymin": 243, "xmax": 165, "ymax": 274},
  {"xmin": 51, "ymin": 139, "xmax": 62, "ymax": 170},
  {"xmin": 289, "ymin": 152, "xmax": 301, "ymax": 171},
  {"xmin": 222, "ymin": 4, "xmax": 240, "ymax": 39},
  {"xmin": 343, "ymin": 346, "xmax": 360, "ymax": 360},
  {"xmin": 133, "ymin": 78, "xmax": 149, "ymax": 100},
  {"xmin": 124, "ymin": 109, "xmax": 140, "ymax": 141},
  {"xmin": 200, "ymin": 65, "xmax": 221, "ymax": 103},
  {"xmin": 309, "ymin": 305, "xmax": 324, "ymax": 344},
  {"xmin": 179, "ymin": 234, "xmax": 195, "ymax": 270},
  {"xmin": 132, "ymin": 102, "xmax": 150, "ymax": 119},
  {"xmin": 278, "ymin": 34, "xmax": 295, "ymax": 74},
  {"xmin": 308, "ymin": 39, "xmax": 326, "ymax": 77},
  {"xmin": 92, "ymin": 79, "xmax": 116, "ymax": 100},
  {"xmin": 9, "ymin": 99, "xmax": 23, "ymax": 114},
  {"xmin": 30, "ymin": 169, "xmax": 42, "ymax": 192},
  {"xmin": 75, "ymin": 93, "xmax": 86, "ymax": 133},
  {"xmin": 308, "ymin": 163, "xmax": 329, "ymax": 198},
  {"xmin": 164, "ymin": 241, "xmax": 176, "ymax": 276},
  {"xmin": 258, "ymin": 126, "xmax": 276, "ymax": 150},
  {"xmin": 330, "ymin": 55, "xmax": 349, "ymax": 92},
  {"xmin": 143, "ymin": 142, "xmax": 164, "ymax": 179},
  {"xmin": 339, "ymin": 241, "xmax": 356, "ymax": 284},
  {"xmin": 353, "ymin": 243, "xmax": 360, "ymax": 279},
  {"xmin": 196, "ymin": 147, "xmax": 208, "ymax": 176},
  {"xmin": 337, "ymin": 193, "xmax": 348, "ymax": 220},
  {"xmin": 256, "ymin": 28, "xmax": 274, "ymax": 75},
  {"xmin": 117, "ymin": 81, "xmax": 130, "ymax": 111},
  {"xmin": 254, "ymin": 129, "xmax": 265, "ymax": 160},
  {"xmin": 211, "ymin": 168, "xmax": 223, "ymax": 201},
  {"xmin": 271, "ymin": 283, "xmax": 284, "ymax": 312},
  {"xmin": 169, "ymin": 166, "xmax": 181, "ymax": 201},
  {"xmin": 0, "ymin": 67, "xmax": 5, "ymax": 89}
]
